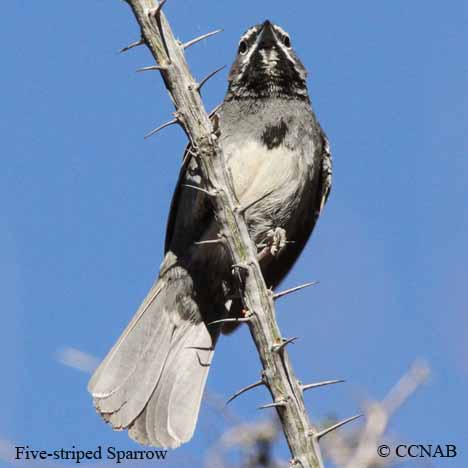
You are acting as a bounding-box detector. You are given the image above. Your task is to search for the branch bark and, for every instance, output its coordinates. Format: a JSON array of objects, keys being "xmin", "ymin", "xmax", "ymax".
[{"xmin": 123, "ymin": 1, "xmax": 324, "ymax": 466}]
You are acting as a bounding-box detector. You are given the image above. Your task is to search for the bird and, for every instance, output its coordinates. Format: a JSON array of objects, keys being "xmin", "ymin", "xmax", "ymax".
[{"xmin": 88, "ymin": 20, "xmax": 332, "ymax": 449}]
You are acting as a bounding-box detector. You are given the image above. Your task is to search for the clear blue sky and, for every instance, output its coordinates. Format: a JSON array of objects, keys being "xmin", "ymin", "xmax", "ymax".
[{"xmin": 1, "ymin": 1, "xmax": 467, "ymax": 466}]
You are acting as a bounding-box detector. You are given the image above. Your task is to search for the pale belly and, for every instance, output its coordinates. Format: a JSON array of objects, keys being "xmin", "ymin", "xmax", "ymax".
[{"xmin": 223, "ymin": 139, "xmax": 306, "ymax": 241}]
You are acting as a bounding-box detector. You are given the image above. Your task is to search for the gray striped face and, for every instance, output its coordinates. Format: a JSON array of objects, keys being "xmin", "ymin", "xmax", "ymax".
[{"xmin": 226, "ymin": 20, "xmax": 308, "ymax": 101}]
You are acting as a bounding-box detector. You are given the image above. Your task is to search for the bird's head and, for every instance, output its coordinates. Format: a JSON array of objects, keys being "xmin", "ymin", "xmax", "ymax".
[{"xmin": 226, "ymin": 20, "xmax": 308, "ymax": 101}]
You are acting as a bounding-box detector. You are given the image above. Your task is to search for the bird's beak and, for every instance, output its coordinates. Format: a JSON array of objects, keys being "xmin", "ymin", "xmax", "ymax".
[{"xmin": 257, "ymin": 20, "xmax": 277, "ymax": 49}]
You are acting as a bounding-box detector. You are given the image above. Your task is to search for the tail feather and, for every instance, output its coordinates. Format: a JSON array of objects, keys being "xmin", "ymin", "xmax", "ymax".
[
  {"xmin": 88, "ymin": 270, "xmax": 217, "ymax": 448},
  {"xmin": 139, "ymin": 322, "xmax": 214, "ymax": 447},
  {"xmin": 88, "ymin": 281, "xmax": 166, "ymax": 398},
  {"xmin": 96, "ymin": 314, "xmax": 173, "ymax": 427}
]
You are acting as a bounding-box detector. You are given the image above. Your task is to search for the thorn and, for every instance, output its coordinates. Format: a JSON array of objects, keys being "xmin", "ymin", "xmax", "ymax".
[
  {"xmin": 314, "ymin": 414, "xmax": 363, "ymax": 440},
  {"xmin": 181, "ymin": 184, "xmax": 216, "ymax": 197},
  {"xmin": 231, "ymin": 263, "xmax": 250, "ymax": 282},
  {"xmin": 302, "ymin": 379, "xmax": 346, "ymax": 392},
  {"xmin": 194, "ymin": 238, "xmax": 225, "ymax": 246},
  {"xmin": 207, "ymin": 317, "xmax": 250, "ymax": 327},
  {"xmin": 181, "ymin": 147, "xmax": 197, "ymax": 167},
  {"xmin": 271, "ymin": 337, "xmax": 299, "ymax": 353},
  {"xmin": 195, "ymin": 351, "xmax": 211, "ymax": 368},
  {"xmin": 209, "ymin": 103, "xmax": 222, "ymax": 117},
  {"xmin": 185, "ymin": 345, "xmax": 214, "ymax": 351},
  {"xmin": 148, "ymin": 0, "xmax": 168, "ymax": 19},
  {"xmin": 231, "ymin": 262, "xmax": 249, "ymax": 270},
  {"xmin": 144, "ymin": 118, "xmax": 178, "ymax": 139},
  {"xmin": 226, "ymin": 293, "xmax": 241, "ymax": 301},
  {"xmin": 258, "ymin": 399, "xmax": 288, "ymax": 410},
  {"xmin": 136, "ymin": 65, "xmax": 167, "ymax": 73},
  {"xmin": 239, "ymin": 188, "xmax": 276, "ymax": 214},
  {"xmin": 183, "ymin": 29, "xmax": 223, "ymax": 49},
  {"xmin": 119, "ymin": 38, "xmax": 144, "ymax": 54},
  {"xmin": 185, "ymin": 146, "xmax": 198, "ymax": 157},
  {"xmin": 273, "ymin": 282, "xmax": 319, "ymax": 300},
  {"xmin": 226, "ymin": 380, "xmax": 264, "ymax": 405},
  {"xmin": 197, "ymin": 65, "xmax": 226, "ymax": 91}
]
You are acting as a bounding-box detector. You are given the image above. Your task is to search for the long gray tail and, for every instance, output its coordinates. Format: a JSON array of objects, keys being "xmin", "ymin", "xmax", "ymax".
[{"xmin": 88, "ymin": 266, "xmax": 215, "ymax": 448}]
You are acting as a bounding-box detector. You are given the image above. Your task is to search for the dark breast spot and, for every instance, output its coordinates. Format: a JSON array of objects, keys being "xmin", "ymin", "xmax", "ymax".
[{"xmin": 261, "ymin": 120, "xmax": 288, "ymax": 149}]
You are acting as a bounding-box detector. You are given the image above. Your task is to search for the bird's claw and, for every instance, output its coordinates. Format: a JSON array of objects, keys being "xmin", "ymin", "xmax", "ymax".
[
  {"xmin": 264, "ymin": 227, "xmax": 287, "ymax": 256},
  {"xmin": 257, "ymin": 227, "xmax": 288, "ymax": 262}
]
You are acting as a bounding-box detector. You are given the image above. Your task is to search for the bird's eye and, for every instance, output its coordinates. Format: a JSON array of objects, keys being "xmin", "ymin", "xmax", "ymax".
[
  {"xmin": 283, "ymin": 36, "xmax": 291, "ymax": 48},
  {"xmin": 238, "ymin": 40, "xmax": 248, "ymax": 55}
]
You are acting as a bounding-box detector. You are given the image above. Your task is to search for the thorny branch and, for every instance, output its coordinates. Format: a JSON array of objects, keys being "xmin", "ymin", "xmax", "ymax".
[
  {"xmin": 122, "ymin": 1, "xmax": 356, "ymax": 466},
  {"xmin": 204, "ymin": 361, "xmax": 430, "ymax": 468},
  {"xmin": 321, "ymin": 361, "xmax": 430, "ymax": 468},
  {"xmin": 56, "ymin": 351, "xmax": 430, "ymax": 468}
]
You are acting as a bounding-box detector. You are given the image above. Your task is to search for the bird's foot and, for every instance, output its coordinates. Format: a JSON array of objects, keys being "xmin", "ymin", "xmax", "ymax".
[
  {"xmin": 266, "ymin": 227, "xmax": 287, "ymax": 256},
  {"xmin": 257, "ymin": 227, "xmax": 287, "ymax": 261}
]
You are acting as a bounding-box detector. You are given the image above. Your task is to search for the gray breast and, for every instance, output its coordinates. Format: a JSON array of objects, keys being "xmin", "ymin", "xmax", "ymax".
[{"xmin": 218, "ymin": 99, "xmax": 316, "ymax": 243}]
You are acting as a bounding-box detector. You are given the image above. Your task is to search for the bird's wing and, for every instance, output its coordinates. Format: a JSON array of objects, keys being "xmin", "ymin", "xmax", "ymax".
[
  {"xmin": 317, "ymin": 132, "xmax": 332, "ymax": 215},
  {"xmin": 164, "ymin": 106, "xmax": 222, "ymax": 253}
]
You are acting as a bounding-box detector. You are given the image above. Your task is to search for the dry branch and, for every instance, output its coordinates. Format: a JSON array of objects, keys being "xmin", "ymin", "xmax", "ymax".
[
  {"xmin": 344, "ymin": 361, "xmax": 430, "ymax": 468},
  {"xmin": 122, "ymin": 1, "xmax": 334, "ymax": 466},
  {"xmin": 320, "ymin": 360, "xmax": 430, "ymax": 468}
]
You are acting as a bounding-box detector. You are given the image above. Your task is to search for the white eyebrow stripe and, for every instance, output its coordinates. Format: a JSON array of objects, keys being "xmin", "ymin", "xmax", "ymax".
[
  {"xmin": 272, "ymin": 24, "xmax": 289, "ymax": 38},
  {"xmin": 239, "ymin": 26, "xmax": 261, "ymax": 44}
]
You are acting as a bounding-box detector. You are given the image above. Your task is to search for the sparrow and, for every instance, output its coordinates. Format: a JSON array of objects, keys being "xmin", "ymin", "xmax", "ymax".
[{"xmin": 88, "ymin": 20, "xmax": 332, "ymax": 449}]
